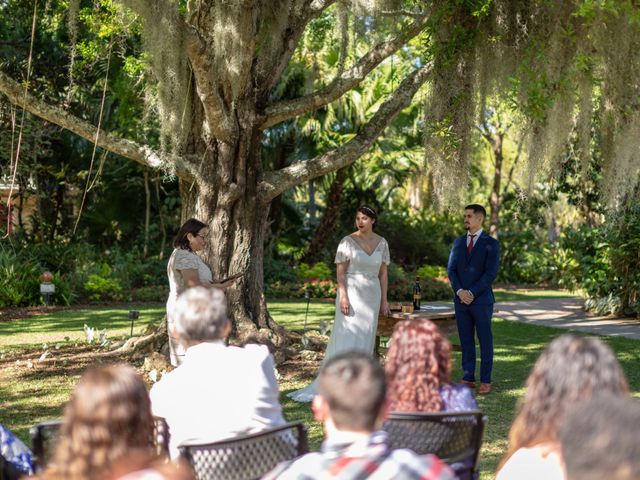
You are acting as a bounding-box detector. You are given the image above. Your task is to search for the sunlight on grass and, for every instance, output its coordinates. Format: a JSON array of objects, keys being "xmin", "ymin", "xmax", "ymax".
[
  {"xmin": 268, "ymin": 299, "xmax": 335, "ymax": 332},
  {"xmin": 493, "ymin": 288, "xmax": 577, "ymax": 302},
  {"xmin": 0, "ymin": 305, "xmax": 166, "ymax": 348}
]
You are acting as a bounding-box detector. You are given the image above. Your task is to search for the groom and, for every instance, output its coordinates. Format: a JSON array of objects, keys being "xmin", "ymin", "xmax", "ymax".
[{"xmin": 447, "ymin": 204, "xmax": 500, "ymax": 395}]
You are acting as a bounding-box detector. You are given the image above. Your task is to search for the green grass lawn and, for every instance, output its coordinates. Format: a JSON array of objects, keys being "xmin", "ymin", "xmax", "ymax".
[
  {"xmin": 1, "ymin": 294, "xmax": 638, "ymax": 480},
  {"xmin": 493, "ymin": 288, "xmax": 577, "ymax": 302},
  {"xmin": 0, "ymin": 304, "xmax": 166, "ymax": 349}
]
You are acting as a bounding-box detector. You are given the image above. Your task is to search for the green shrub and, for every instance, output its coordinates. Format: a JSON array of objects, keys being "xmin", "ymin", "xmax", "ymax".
[
  {"xmin": 0, "ymin": 252, "xmax": 40, "ymax": 306},
  {"xmin": 416, "ymin": 264, "xmax": 448, "ymax": 281},
  {"xmin": 264, "ymin": 256, "xmax": 298, "ymax": 285},
  {"xmin": 379, "ymin": 212, "xmax": 457, "ymax": 269},
  {"xmin": 108, "ymin": 246, "xmax": 168, "ymax": 289},
  {"xmin": 424, "ymin": 277, "xmax": 452, "ymax": 301},
  {"xmin": 83, "ymin": 264, "xmax": 124, "ymax": 301},
  {"xmin": 303, "ymin": 278, "xmax": 337, "ymax": 298},
  {"xmin": 387, "ymin": 263, "xmax": 451, "ymax": 302},
  {"xmin": 131, "ymin": 285, "xmax": 169, "ymax": 302},
  {"xmin": 387, "ymin": 263, "xmax": 411, "ymax": 301},
  {"xmin": 608, "ymin": 204, "xmax": 640, "ymax": 315},
  {"xmin": 497, "ymin": 230, "xmax": 553, "ymax": 285},
  {"xmin": 297, "ymin": 262, "xmax": 333, "ymax": 281},
  {"xmin": 50, "ymin": 272, "xmax": 75, "ymax": 305},
  {"xmin": 552, "ymin": 203, "xmax": 640, "ymax": 316},
  {"xmin": 548, "ymin": 244, "xmax": 581, "ymax": 290},
  {"xmin": 265, "ymin": 280, "xmax": 303, "ymax": 298},
  {"xmin": 0, "ymin": 245, "xmax": 74, "ymax": 306}
]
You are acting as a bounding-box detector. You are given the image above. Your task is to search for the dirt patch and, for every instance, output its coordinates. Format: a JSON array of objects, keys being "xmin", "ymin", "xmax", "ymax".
[
  {"xmin": 0, "ymin": 306, "xmax": 61, "ymax": 322},
  {"xmin": 277, "ymin": 353, "xmax": 323, "ymax": 383}
]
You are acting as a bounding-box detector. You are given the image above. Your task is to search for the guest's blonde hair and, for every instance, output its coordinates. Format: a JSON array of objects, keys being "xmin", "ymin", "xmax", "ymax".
[{"xmin": 42, "ymin": 364, "xmax": 154, "ymax": 480}]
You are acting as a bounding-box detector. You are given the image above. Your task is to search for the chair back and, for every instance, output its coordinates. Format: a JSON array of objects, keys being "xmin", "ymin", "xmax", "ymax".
[
  {"xmin": 178, "ymin": 421, "xmax": 308, "ymax": 480},
  {"xmin": 382, "ymin": 410, "xmax": 486, "ymax": 478},
  {"xmin": 29, "ymin": 417, "xmax": 170, "ymax": 471},
  {"xmin": 29, "ymin": 419, "xmax": 62, "ymax": 471}
]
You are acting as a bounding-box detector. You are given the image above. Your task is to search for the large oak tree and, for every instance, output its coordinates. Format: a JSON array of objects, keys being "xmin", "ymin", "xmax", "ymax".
[{"xmin": 2, "ymin": 0, "xmax": 640, "ymax": 343}]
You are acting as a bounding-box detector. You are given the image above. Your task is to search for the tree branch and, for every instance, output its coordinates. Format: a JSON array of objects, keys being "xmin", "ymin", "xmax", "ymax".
[
  {"xmin": 254, "ymin": 0, "xmax": 337, "ymax": 101},
  {"xmin": 0, "ymin": 70, "xmax": 195, "ymax": 180},
  {"xmin": 117, "ymin": 0, "xmax": 238, "ymax": 144},
  {"xmin": 184, "ymin": 26, "xmax": 239, "ymax": 143},
  {"xmin": 258, "ymin": 62, "xmax": 433, "ymax": 202},
  {"xmin": 309, "ymin": 0, "xmax": 335, "ymax": 13},
  {"xmin": 503, "ymin": 135, "xmax": 525, "ymax": 196},
  {"xmin": 261, "ymin": 15, "xmax": 428, "ymax": 129}
]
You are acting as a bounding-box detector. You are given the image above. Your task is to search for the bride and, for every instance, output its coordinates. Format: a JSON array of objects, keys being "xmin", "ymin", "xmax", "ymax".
[{"xmin": 288, "ymin": 205, "xmax": 391, "ymax": 402}]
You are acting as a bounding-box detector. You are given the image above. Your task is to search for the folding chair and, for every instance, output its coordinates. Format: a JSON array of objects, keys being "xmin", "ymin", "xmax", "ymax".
[{"xmin": 178, "ymin": 421, "xmax": 308, "ymax": 480}]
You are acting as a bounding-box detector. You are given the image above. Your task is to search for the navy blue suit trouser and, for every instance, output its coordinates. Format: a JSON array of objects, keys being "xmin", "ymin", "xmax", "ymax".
[{"xmin": 454, "ymin": 303, "xmax": 494, "ymax": 384}]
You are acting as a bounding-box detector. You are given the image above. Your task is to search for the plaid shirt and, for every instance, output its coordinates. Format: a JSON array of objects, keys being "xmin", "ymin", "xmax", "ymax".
[{"xmin": 262, "ymin": 431, "xmax": 454, "ymax": 480}]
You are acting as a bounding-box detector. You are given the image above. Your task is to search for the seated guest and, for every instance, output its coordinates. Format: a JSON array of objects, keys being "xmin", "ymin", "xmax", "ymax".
[
  {"xmin": 385, "ymin": 319, "xmax": 479, "ymax": 479},
  {"xmin": 496, "ymin": 334, "xmax": 630, "ymax": 480},
  {"xmin": 36, "ymin": 364, "xmax": 155, "ymax": 480},
  {"xmin": 385, "ymin": 319, "xmax": 477, "ymax": 412},
  {"xmin": 1, "ymin": 422, "xmax": 34, "ymax": 478},
  {"xmin": 264, "ymin": 351, "xmax": 454, "ymax": 480},
  {"xmin": 560, "ymin": 394, "xmax": 640, "ymax": 480},
  {"xmin": 150, "ymin": 287, "xmax": 285, "ymax": 458},
  {"xmin": 101, "ymin": 450, "xmax": 194, "ymax": 480}
]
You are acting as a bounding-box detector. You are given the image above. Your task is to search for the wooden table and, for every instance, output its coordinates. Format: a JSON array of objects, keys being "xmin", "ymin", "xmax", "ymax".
[{"xmin": 376, "ymin": 304, "xmax": 459, "ymax": 354}]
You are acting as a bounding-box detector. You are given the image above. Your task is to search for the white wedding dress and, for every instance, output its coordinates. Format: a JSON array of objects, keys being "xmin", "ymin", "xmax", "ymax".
[{"xmin": 288, "ymin": 235, "xmax": 390, "ymax": 402}]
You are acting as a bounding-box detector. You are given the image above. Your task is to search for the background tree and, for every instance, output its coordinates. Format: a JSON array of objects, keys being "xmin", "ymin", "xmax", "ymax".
[{"xmin": 475, "ymin": 104, "xmax": 524, "ymax": 238}]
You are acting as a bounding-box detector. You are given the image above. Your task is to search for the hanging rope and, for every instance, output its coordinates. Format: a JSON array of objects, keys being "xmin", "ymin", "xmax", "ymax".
[
  {"xmin": 87, "ymin": 149, "xmax": 108, "ymax": 191},
  {"xmin": 73, "ymin": 42, "xmax": 113, "ymax": 235},
  {"xmin": 4, "ymin": 0, "xmax": 38, "ymax": 237}
]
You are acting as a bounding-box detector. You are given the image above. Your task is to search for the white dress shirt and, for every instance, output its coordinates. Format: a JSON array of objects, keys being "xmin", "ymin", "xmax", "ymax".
[
  {"xmin": 150, "ymin": 340, "xmax": 286, "ymax": 458},
  {"xmin": 466, "ymin": 229, "xmax": 483, "ymax": 248}
]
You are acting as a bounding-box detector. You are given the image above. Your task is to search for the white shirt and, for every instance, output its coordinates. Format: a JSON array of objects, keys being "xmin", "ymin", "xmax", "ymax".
[
  {"xmin": 150, "ymin": 341, "xmax": 286, "ymax": 458},
  {"xmin": 466, "ymin": 229, "xmax": 483, "ymax": 248},
  {"xmin": 496, "ymin": 443, "xmax": 565, "ymax": 480},
  {"xmin": 167, "ymin": 249, "xmax": 213, "ymax": 300}
]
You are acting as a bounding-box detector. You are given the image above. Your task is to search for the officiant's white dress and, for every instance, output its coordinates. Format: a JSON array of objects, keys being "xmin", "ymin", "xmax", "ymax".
[{"xmin": 288, "ymin": 235, "xmax": 390, "ymax": 402}]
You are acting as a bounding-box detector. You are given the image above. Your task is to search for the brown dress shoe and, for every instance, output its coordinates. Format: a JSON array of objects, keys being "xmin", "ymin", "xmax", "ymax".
[
  {"xmin": 478, "ymin": 383, "xmax": 492, "ymax": 395},
  {"xmin": 460, "ymin": 379, "xmax": 476, "ymax": 389}
]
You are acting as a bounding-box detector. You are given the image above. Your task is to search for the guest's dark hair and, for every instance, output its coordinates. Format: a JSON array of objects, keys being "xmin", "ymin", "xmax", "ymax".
[
  {"xmin": 356, "ymin": 205, "xmax": 378, "ymax": 229},
  {"xmin": 385, "ymin": 320, "xmax": 452, "ymax": 412},
  {"xmin": 560, "ymin": 394, "xmax": 639, "ymax": 480},
  {"xmin": 499, "ymin": 334, "xmax": 629, "ymax": 471},
  {"xmin": 173, "ymin": 218, "xmax": 208, "ymax": 251},
  {"xmin": 42, "ymin": 364, "xmax": 154, "ymax": 480},
  {"xmin": 465, "ymin": 204, "xmax": 486, "ymax": 219},
  {"xmin": 319, "ymin": 351, "xmax": 386, "ymax": 431}
]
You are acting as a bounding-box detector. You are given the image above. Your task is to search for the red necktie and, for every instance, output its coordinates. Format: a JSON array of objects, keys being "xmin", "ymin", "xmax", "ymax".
[{"xmin": 467, "ymin": 234, "xmax": 476, "ymax": 254}]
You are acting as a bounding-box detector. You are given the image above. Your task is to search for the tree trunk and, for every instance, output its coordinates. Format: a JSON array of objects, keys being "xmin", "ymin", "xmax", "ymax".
[
  {"xmin": 50, "ymin": 183, "xmax": 65, "ymax": 241},
  {"xmin": 154, "ymin": 175, "xmax": 167, "ymax": 259},
  {"xmin": 308, "ymin": 180, "xmax": 316, "ymax": 220},
  {"xmin": 489, "ymin": 133, "xmax": 503, "ymax": 239},
  {"xmin": 266, "ymin": 134, "xmax": 295, "ymax": 242},
  {"xmin": 303, "ymin": 166, "xmax": 349, "ymax": 264},
  {"xmin": 0, "ymin": 2, "xmax": 434, "ymax": 348},
  {"xmin": 143, "ymin": 170, "xmax": 150, "ymax": 258},
  {"xmin": 178, "ymin": 115, "xmax": 287, "ymax": 346}
]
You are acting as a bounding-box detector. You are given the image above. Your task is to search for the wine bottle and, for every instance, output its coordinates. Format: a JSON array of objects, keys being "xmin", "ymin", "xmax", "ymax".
[{"xmin": 412, "ymin": 276, "xmax": 421, "ymax": 311}]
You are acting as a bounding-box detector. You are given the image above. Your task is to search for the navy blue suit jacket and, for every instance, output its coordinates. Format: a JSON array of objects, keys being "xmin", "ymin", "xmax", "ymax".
[{"xmin": 447, "ymin": 231, "xmax": 500, "ymax": 305}]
